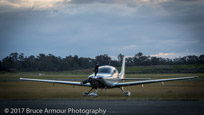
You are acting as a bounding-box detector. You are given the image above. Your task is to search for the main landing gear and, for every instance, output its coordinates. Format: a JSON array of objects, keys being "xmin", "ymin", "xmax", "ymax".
[
  {"xmin": 82, "ymin": 88, "xmax": 98, "ymax": 96},
  {"xmin": 120, "ymin": 87, "xmax": 131, "ymax": 96},
  {"xmin": 83, "ymin": 87, "xmax": 131, "ymax": 97}
]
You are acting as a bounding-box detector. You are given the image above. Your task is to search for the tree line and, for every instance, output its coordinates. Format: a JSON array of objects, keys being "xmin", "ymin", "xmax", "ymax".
[{"xmin": 0, "ymin": 52, "xmax": 203, "ymax": 71}]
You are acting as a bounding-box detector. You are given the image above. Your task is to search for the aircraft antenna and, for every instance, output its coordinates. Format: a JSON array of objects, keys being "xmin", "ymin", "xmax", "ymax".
[{"xmin": 109, "ymin": 60, "xmax": 111, "ymax": 65}]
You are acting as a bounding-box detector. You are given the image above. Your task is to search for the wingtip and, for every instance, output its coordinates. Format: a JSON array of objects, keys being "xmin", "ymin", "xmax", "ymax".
[{"xmin": 189, "ymin": 76, "xmax": 198, "ymax": 79}]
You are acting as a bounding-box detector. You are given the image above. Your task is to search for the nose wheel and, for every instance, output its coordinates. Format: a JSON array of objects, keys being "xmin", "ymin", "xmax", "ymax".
[
  {"xmin": 82, "ymin": 88, "xmax": 98, "ymax": 96},
  {"xmin": 120, "ymin": 87, "xmax": 131, "ymax": 96}
]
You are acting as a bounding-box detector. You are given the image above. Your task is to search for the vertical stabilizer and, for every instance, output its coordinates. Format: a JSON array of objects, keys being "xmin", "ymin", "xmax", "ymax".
[{"xmin": 119, "ymin": 56, "xmax": 126, "ymax": 79}]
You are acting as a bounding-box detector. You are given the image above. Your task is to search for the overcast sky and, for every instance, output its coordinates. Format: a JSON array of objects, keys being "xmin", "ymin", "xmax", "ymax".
[{"xmin": 0, "ymin": 0, "xmax": 204, "ymax": 59}]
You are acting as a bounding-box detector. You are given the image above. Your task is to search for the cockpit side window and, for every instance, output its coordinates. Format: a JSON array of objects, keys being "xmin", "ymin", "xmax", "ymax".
[
  {"xmin": 113, "ymin": 69, "xmax": 116, "ymax": 74},
  {"xmin": 112, "ymin": 69, "xmax": 118, "ymax": 75},
  {"xmin": 98, "ymin": 67, "xmax": 112, "ymax": 74}
]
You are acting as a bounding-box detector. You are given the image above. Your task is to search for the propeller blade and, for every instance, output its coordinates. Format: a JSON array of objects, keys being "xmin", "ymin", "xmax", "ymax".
[{"xmin": 94, "ymin": 64, "xmax": 99, "ymax": 76}]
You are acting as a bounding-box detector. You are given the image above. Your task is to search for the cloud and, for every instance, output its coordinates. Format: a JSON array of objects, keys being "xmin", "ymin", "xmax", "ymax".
[
  {"xmin": 0, "ymin": 0, "xmax": 67, "ymax": 9},
  {"xmin": 151, "ymin": 53, "xmax": 176, "ymax": 58},
  {"xmin": 0, "ymin": 0, "xmax": 169, "ymax": 15},
  {"xmin": 122, "ymin": 45, "xmax": 137, "ymax": 51},
  {"xmin": 151, "ymin": 52, "xmax": 203, "ymax": 59},
  {"xmin": 0, "ymin": 0, "xmax": 203, "ymax": 59}
]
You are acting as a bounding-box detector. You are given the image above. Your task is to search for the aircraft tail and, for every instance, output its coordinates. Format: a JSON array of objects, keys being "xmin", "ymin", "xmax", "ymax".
[{"xmin": 119, "ymin": 56, "xmax": 126, "ymax": 79}]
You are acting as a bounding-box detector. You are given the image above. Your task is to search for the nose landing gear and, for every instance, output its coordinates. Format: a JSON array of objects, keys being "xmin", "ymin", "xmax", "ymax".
[{"xmin": 82, "ymin": 88, "xmax": 98, "ymax": 96}]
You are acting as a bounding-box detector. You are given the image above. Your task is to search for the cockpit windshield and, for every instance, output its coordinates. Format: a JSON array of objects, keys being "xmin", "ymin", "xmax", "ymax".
[{"xmin": 98, "ymin": 67, "xmax": 112, "ymax": 74}]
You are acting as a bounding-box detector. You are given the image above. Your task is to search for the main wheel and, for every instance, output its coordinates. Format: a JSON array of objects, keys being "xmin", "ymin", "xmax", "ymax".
[{"xmin": 125, "ymin": 91, "xmax": 131, "ymax": 96}]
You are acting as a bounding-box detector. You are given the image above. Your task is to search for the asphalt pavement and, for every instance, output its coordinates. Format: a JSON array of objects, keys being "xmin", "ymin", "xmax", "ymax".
[{"xmin": 0, "ymin": 99, "xmax": 204, "ymax": 115}]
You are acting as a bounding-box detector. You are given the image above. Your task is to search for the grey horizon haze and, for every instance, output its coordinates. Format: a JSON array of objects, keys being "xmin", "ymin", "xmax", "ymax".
[{"xmin": 0, "ymin": 0, "xmax": 204, "ymax": 60}]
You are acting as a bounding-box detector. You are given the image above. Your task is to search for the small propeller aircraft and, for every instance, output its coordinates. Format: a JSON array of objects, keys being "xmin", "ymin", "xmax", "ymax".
[{"xmin": 20, "ymin": 56, "xmax": 197, "ymax": 96}]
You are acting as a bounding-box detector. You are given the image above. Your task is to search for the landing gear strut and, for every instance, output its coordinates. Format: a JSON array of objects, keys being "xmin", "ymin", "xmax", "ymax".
[
  {"xmin": 82, "ymin": 88, "xmax": 98, "ymax": 96},
  {"xmin": 120, "ymin": 87, "xmax": 131, "ymax": 96}
]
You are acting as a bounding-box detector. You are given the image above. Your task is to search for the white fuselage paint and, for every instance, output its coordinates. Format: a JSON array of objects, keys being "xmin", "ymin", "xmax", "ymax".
[{"xmin": 88, "ymin": 66, "xmax": 122, "ymax": 88}]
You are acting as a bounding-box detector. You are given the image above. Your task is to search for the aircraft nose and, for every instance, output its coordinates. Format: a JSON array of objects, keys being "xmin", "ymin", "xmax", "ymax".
[{"xmin": 97, "ymin": 77, "xmax": 103, "ymax": 80}]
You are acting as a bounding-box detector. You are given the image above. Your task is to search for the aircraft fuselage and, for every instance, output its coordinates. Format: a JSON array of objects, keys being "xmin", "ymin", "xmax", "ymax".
[{"xmin": 87, "ymin": 66, "xmax": 120, "ymax": 88}]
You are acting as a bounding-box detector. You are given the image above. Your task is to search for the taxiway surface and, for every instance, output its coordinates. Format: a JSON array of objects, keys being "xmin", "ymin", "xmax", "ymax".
[{"xmin": 0, "ymin": 99, "xmax": 204, "ymax": 115}]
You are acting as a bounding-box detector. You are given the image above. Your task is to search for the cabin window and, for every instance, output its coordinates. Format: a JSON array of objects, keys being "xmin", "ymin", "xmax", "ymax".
[
  {"xmin": 113, "ymin": 70, "xmax": 116, "ymax": 74},
  {"xmin": 112, "ymin": 69, "xmax": 118, "ymax": 75},
  {"xmin": 98, "ymin": 67, "xmax": 112, "ymax": 74}
]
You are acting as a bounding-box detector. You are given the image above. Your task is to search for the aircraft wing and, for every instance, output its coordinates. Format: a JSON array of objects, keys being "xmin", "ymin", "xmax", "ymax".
[
  {"xmin": 120, "ymin": 78, "xmax": 151, "ymax": 80},
  {"xmin": 113, "ymin": 76, "xmax": 197, "ymax": 87},
  {"xmin": 20, "ymin": 78, "xmax": 91, "ymax": 87}
]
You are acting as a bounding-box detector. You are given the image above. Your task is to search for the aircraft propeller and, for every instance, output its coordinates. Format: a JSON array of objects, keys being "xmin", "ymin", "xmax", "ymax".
[{"xmin": 81, "ymin": 64, "xmax": 99, "ymax": 85}]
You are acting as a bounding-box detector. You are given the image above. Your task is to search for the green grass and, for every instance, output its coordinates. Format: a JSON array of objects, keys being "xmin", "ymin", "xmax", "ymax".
[
  {"xmin": 0, "ymin": 72, "xmax": 204, "ymax": 100},
  {"xmin": 171, "ymin": 64, "xmax": 204, "ymax": 69},
  {"xmin": 119, "ymin": 64, "xmax": 204, "ymax": 73}
]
